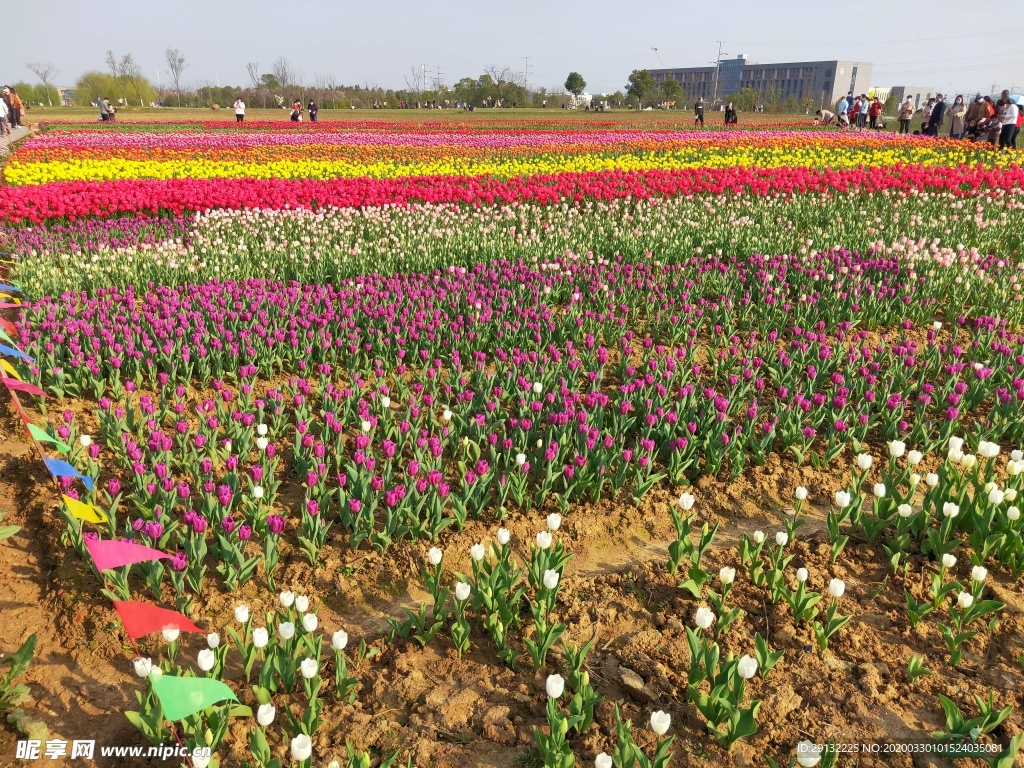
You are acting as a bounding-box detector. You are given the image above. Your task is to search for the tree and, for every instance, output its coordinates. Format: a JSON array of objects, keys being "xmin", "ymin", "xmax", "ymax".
[
  {"xmin": 105, "ymin": 50, "xmax": 128, "ymax": 105},
  {"xmin": 660, "ymin": 77, "xmax": 682, "ymax": 105},
  {"xmin": 564, "ymin": 72, "xmax": 586, "ymax": 96},
  {"xmin": 246, "ymin": 61, "xmax": 266, "ymax": 108},
  {"xmin": 625, "ymin": 69, "xmax": 655, "ymax": 109},
  {"xmin": 121, "ymin": 54, "xmax": 146, "ymax": 106},
  {"xmin": 272, "ymin": 57, "xmax": 293, "ymax": 91},
  {"xmin": 165, "ymin": 49, "xmax": 187, "ymax": 107},
  {"xmin": 26, "ymin": 62, "xmax": 57, "ymax": 106}
]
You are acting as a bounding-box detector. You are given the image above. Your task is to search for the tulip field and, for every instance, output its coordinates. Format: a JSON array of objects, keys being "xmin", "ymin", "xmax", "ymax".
[{"xmin": 2, "ymin": 118, "xmax": 1024, "ymax": 768}]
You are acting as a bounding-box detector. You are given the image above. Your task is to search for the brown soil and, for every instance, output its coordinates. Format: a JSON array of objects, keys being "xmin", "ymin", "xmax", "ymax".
[{"xmin": 1, "ymin": 394, "xmax": 1023, "ymax": 768}]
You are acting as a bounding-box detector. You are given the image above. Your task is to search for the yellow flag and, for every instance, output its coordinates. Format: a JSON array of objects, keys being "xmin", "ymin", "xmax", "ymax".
[
  {"xmin": 0, "ymin": 360, "xmax": 21, "ymax": 381},
  {"xmin": 0, "ymin": 294, "xmax": 20, "ymax": 304},
  {"xmin": 62, "ymin": 494, "xmax": 108, "ymax": 524}
]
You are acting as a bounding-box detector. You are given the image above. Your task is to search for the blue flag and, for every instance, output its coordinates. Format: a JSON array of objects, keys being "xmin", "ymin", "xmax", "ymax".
[
  {"xmin": 0, "ymin": 344, "xmax": 32, "ymax": 361},
  {"xmin": 44, "ymin": 458, "xmax": 95, "ymax": 491}
]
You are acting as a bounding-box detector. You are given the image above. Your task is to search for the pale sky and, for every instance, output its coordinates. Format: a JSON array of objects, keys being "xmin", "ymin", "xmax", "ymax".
[{"xmin": 5, "ymin": 0, "xmax": 1024, "ymax": 96}]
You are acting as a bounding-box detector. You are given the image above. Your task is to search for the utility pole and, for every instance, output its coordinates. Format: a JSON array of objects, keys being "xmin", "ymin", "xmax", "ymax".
[
  {"xmin": 435, "ymin": 65, "xmax": 444, "ymax": 92},
  {"xmin": 712, "ymin": 41, "xmax": 725, "ymax": 105},
  {"xmin": 524, "ymin": 56, "xmax": 532, "ymax": 93}
]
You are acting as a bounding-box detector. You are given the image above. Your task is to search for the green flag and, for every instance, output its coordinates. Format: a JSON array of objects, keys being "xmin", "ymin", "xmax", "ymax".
[
  {"xmin": 151, "ymin": 675, "xmax": 237, "ymax": 721},
  {"xmin": 0, "ymin": 327, "xmax": 15, "ymax": 346},
  {"xmin": 27, "ymin": 424, "xmax": 70, "ymax": 453}
]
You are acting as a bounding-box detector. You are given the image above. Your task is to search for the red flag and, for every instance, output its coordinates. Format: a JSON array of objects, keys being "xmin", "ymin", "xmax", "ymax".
[
  {"xmin": 0, "ymin": 319, "xmax": 15, "ymax": 336},
  {"xmin": 112, "ymin": 600, "xmax": 203, "ymax": 639},
  {"xmin": 2, "ymin": 378, "xmax": 46, "ymax": 397}
]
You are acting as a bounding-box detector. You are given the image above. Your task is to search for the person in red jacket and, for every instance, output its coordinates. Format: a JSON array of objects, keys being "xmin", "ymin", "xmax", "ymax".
[
  {"xmin": 867, "ymin": 97, "xmax": 883, "ymax": 129},
  {"xmin": 849, "ymin": 96, "xmax": 861, "ymax": 130}
]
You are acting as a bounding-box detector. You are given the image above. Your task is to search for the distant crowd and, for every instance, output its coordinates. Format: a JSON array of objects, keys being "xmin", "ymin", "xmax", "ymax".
[{"xmin": 814, "ymin": 89, "xmax": 1021, "ymax": 148}]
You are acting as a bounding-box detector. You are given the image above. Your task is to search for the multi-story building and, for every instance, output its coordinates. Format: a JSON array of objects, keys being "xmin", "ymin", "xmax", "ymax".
[
  {"xmin": 650, "ymin": 56, "xmax": 873, "ymax": 107},
  {"xmin": 883, "ymin": 86, "xmax": 937, "ymax": 109}
]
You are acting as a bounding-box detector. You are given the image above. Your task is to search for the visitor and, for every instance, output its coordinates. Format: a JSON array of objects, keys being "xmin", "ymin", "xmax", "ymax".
[
  {"xmin": 814, "ymin": 108, "xmax": 835, "ymax": 126},
  {"xmin": 0, "ymin": 95, "xmax": 10, "ymax": 137},
  {"xmin": 291, "ymin": 99, "xmax": 301, "ymax": 121},
  {"xmin": 8, "ymin": 86, "xmax": 24, "ymax": 128},
  {"xmin": 998, "ymin": 98, "xmax": 1019, "ymax": 148},
  {"xmin": 1013, "ymin": 100, "xmax": 1023, "ymax": 149},
  {"xmin": 964, "ymin": 96, "xmax": 986, "ymax": 135},
  {"xmin": 849, "ymin": 95, "xmax": 861, "ymax": 129},
  {"xmin": 898, "ymin": 97, "xmax": 914, "ymax": 134},
  {"xmin": 868, "ymin": 96, "xmax": 883, "ymax": 129},
  {"xmin": 724, "ymin": 102, "xmax": 737, "ymax": 124},
  {"xmin": 234, "ymin": 96, "xmax": 245, "ymax": 123},
  {"xmin": 926, "ymin": 94, "xmax": 945, "ymax": 136},
  {"xmin": 856, "ymin": 95, "xmax": 869, "ymax": 131},
  {"xmin": 693, "ymin": 96, "xmax": 704, "ymax": 127},
  {"xmin": 837, "ymin": 95, "xmax": 850, "ymax": 128},
  {"xmin": 308, "ymin": 99, "xmax": 318, "ymax": 122},
  {"xmin": 947, "ymin": 95, "xmax": 966, "ymax": 139},
  {"xmin": 98, "ymin": 95, "xmax": 109, "ymax": 121},
  {"xmin": 921, "ymin": 98, "xmax": 935, "ymax": 133}
]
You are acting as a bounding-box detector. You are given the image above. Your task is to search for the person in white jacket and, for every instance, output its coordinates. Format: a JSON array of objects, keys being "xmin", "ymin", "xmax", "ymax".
[{"xmin": 234, "ymin": 97, "xmax": 246, "ymax": 123}]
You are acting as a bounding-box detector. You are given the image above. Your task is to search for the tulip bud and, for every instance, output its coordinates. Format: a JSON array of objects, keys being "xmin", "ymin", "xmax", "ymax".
[
  {"xmin": 828, "ymin": 578, "xmax": 845, "ymax": 598},
  {"xmin": 694, "ymin": 606, "xmax": 715, "ymax": 629},
  {"xmin": 257, "ymin": 703, "xmax": 276, "ymax": 727},
  {"xmin": 942, "ymin": 553, "xmax": 957, "ymax": 568},
  {"xmin": 302, "ymin": 613, "xmax": 318, "ymax": 633},
  {"xmin": 234, "ymin": 604, "xmax": 250, "ymax": 624},
  {"xmin": 536, "ymin": 531, "xmax": 552, "ymax": 549},
  {"xmin": 719, "ymin": 566, "xmax": 736, "ymax": 585},
  {"xmin": 794, "ymin": 486, "xmax": 808, "ymax": 501},
  {"xmin": 543, "ymin": 569, "xmax": 560, "ymax": 589},
  {"xmin": 455, "ymin": 581, "xmax": 472, "ymax": 601},
  {"xmin": 545, "ymin": 673, "xmax": 565, "ymax": 699},
  {"xmin": 252, "ymin": 627, "xmax": 269, "ymax": 648},
  {"xmin": 957, "ymin": 591, "xmax": 974, "ymax": 609},
  {"xmin": 971, "ymin": 566, "xmax": 988, "ymax": 583},
  {"xmin": 650, "ymin": 710, "xmax": 671, "ymax": 736},
  {"xmin": 332, "ymin": 630, "xmax": 349, "ymax": 651},
  {"xmin": 279, "ymin": 591, "xmax": 295, "ymax": 608},
  {"xmin": 496, "ymin": 528, "xmax": 510, "ymax": 546},
  {"xmin": 737, "ymin": 654, "xmax": 758, "ymax": 679},
  {"xmin": 197, "ymin": 649, "xmax": 215, "ymax": 672},
  {"xmin": 470, "ymin": 543, "xmax": 485, "ymax": 561}
]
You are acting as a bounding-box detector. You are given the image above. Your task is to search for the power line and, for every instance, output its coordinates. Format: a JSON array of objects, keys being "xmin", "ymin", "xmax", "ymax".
[{"xmin": 723, "ymin": 28, "xmax": 1024, "ymax": 47}]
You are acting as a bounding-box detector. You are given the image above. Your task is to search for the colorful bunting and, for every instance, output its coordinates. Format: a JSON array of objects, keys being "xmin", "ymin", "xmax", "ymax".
[
  {"xmin": 0, "ymin": 359, "xmax": 22, "ymax": 380},
  {"xmin": 44, "ymin": 458, "xmax": 94, "ymax": 490},
  {"xmin": 150, "ymin": 675, "xmax": 237, "ymax": 721},
  {"xmin": 85, "ymin": 537, "xmax": 168, "ymax": 572},
  {"xmin": 2, "ymin": 378, "xmax": 46, "ymax": 398},
  {"xmin": 0, "ymin": 327, "xmax": 16, "ymax": 346},
  {"xmin": 28, "ymin": 424, "xmax": 70, "ymax": 453},
  {"xmin": 61, "ymin": 494, "xmax": 107, "ymax": 524},
  {"xmin": 0, "ymin": 343, "xmax": 32, "ymax": 361},
  {"xmin": 112, "ymin": 601, "xmax": 203, "ymax": 639},
  {"xmin": 0, "ymin": 283, "xmax": 20, "ymax": 292}
]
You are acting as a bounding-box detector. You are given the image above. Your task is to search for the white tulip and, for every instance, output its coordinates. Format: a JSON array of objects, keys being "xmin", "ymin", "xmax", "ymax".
[
  {"xmin": 888, "ymin": 440, "xmax": 906, "ymax": 458},
  {"xmin": 948, "ymin": 447, "xmax": 964, "ymax": 463},
  {"xmin": 695, "ymin": 606, "xmax": 715, "ymax": 629},
  {"xmin": 971, "ymin": 566, "xmax": 988, "ymax": 583},
  {"xmin": 856, "ymin": 453, "xmax": 873, "ymax": 471},
  {"xmin": 252, "ymin": 627, "xmax": 269, "ymax": 648},
  {"xmin": 910, "ymin": 473, "xmax": 921, "ymax": 487},
  {"xmin": 546, "ymin": 513, "xmax": 562, "ymax": 531},
  {"xmin": 278, "ymin": 622, "xmax": 295, "ymax": 640},
  {"xmin": 428, "ymin": 547, "xmax": 443, "ymax": 565},
  {"xmin": 442, "ymin": 409, "xmax": 453, "ymax": 422},
  {"xmin": 737, "ymin": 654, "xmax": 758, "ymax": 679},
  {"xmin": 796, "ymin": 740, "xmax": 822, "ymax": 767},
  {"xmin": 197, "ymin": 649, "xmax": 215, "ymax": 672},
  {"xmin": 207, "ymin": 632, "xmax": 220, "ymax": 649},
  {"xmin": 256, "ymin": 437, "xmax": 269, "ymax": 451},
  {"xmin": 650, "ymin": 710, "xmax": 672, "ymax": 736},
  {"xmin": 595, "ymin": 754, "xmax": 614, "ymax": 768},
  {"xmin": 192, "ymin": 755, "xmax": 211, "ymax": 768},
  {"xmin": 989, "ymin": 488, "xmax": 1005, "ymax": 505},
  {"xmin": 908, "ymin": 450, "xmax": 923, "ymax": 465},
  {"xmin": 360, "ymin": 420, "xmax": 372, "ymax": 432},
  {"xmin": 925, "ymin": 473, "xmax": 939, "ymax": 487},
  {"xmin": 290, "ymin": 733, "xmax": 313, "ymax": 761},
  {"xmin": 828, "ymin": 578, "xmax": 846, "ymax": 598},
  {"xmin": 978, "ymin": 441, "xmax": 1000, "ymax": 458},
  {"xmin": 1009, "ymin": 506, "xmax": 1021, "ymax": 521},
  {"xmin": 532, "ymin": 382, "xmax": 543, "ymax": 394},
  {"xmin": 794, "ymin": 486, "xmax": 808, "ymax": 501},
  {"xmin": 1012, "ymin": 449, "xmax": 1023, "ymax": 462},
  {"xmin": 79, "ymin": 434, "xmax": 92, "ymax": 448},
  {"xmin": 253, "ymin": 485, "xmax": 264, "ymax": 499},
  {"xmin": 515, "ymin": 452, "xmax": 527, "ymax": 466},
  {"xmin": 942, "ymin": 553, "xmax": 957, "ymax": 569},
  {"xmin": 162, "ymin": 627, "xmax": 180, "ymax": 643},
  {"xmin": 1010, "ymin": 460, "xmax": 1023, "ymax": 476},
  {"xmin": 546, "ymin": 673, "xmax": 565, "ymax": 699},
  {"xmin": 752, "ymin": 530, "xmax": 765, "ymax": 544},
  {"xmin": 796, "ymin": 567, "xmax": 809, "ymax": 583},
  {"xmin": 536, "ymin": 531, "xmax": 552, "ymax": 549},
  {"xmin": 957, "ymin": 591, "xmax": 974, "ymax": 609},
  {"xmin": 302, "ymin": 613, "xmax": 318, "ymax": 633},
  {"xmin": 234, "ymin": 605, "xmax": 250, "ymax": 624},
  {"xmin": 300, "ymin": 657, "xmax": 318, "ymax": 679},
  {"xmin": 332, "ymin": 630, "xmax": 349, "ymax": 651},
  {"xmin": 455, "ymin": 581, "xmax": 472, "ymax": 601},
  {"xmin": 380, "ymin": 396, "xmax": 391, "ymax": 409},
  {"xmin": 279, "ymin": 590, "xmax": 295, "ymax": 608},
  {"xmin": 834, "ymin": 491, "xmax": 851, "ymax": 509},
  {"xmin": 775, "ymin": 531, "xmax": 789, "ymax": 547},
  {"xmin": 256, "ymin": 703, "xmax": 276, "ymax": 727},
  {"xmin": 543, "ymin": 569, "xmax": 560, "ymax": 590},
  {"xmin": 133, "ymin": 657, "xmax": 154, "ymax": 677},
  {"xmin": 257, "ymin": 423, "xmax": 268, "ymax": 436},
  {"xmin": 873, "ymin": 483, "xmax": 886, "ymax": 499},
  {"xmin": 295, "ymin": 595, "xmax": 309, "ymax": 613},
  {"xmin": 470, "ymin": 543, "xmax": 486, "ymax": 561},
  {"xmin": 678, "ymin": 492, "xmax": 695, "ymax": 510},
  {"xmin": 961, "ymin": 454, "xmax": 977, "ymax": 469},
  {"xmin": 942, "ymin": 502, "xmax": 960, "ymax": 518},
  {"xmin": 1006, "ymin": 489, "xmax": 1018, "ymax": 502},
  {"xmin": 949, "ymin": 436, "xmax": 964, "ymax": 452},
  {"xmin": 897, "ymin": 504, "xmax": 913, "ymax": 518},
  {"xmin": 719, "ymin": 566, "xmax": 736, "ymax": 585},
  {"xmin": 496, "ymin": 528, "xmax": 511, "ymax": 546}
]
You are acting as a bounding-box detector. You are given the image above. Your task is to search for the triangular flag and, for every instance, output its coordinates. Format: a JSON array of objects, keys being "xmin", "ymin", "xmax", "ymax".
[
  {"xmin": 0, "ymin": 327, "xmax": 15, "ymax": 346},
  {"xmin": 3, "ymin": 378, "xmax": 45, "ymax": 398},
  {"xmin": 150, "ymin": 675, "xmax": 237, "ymax": 721},
  {"xmin": 0, "ymin": 303, "xmax": 24, "ymax": 310},
  {"xmin": 85, "ymin": 538, "xmax": 168, "ymax": 572},
  {"xmin": 62, "ymin": 494, "xmax": 107, "ymax": 524},
  {"xmin": 112, "ymin": 601, "xmax": 203, "ymax": 639},
  {"xmin": 0, "ymin": 283, "xmax": 20, "ymax": 293},
  {"xmin": 28, "ymin": 424, "xmax": 70, "ymax": 453},
  {"xmin": 0, "ymin": 344, "xmax": 31, "ymax": 361},
  {"xmin": 44, "ymin": 457, "xmax": 94, "ymax": 490},
  {"xmin": 1, "ymin": 359, "xmax": 22, "ymax": 380},
  {"xmin": 0, "ymin": 319, "xmax": 16, "ymax": 336}
]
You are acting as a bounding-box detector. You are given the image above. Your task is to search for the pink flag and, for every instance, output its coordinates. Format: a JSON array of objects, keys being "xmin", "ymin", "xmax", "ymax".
[
  {"xmin": 86, "ymin": 538, "xmax": 169, "ymax": 572},
  {"xmin": 2, "ymin": 378, "xmax": 46, "ymax": 397}
]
